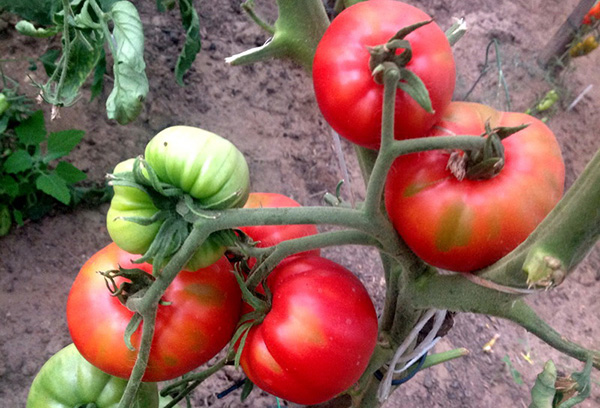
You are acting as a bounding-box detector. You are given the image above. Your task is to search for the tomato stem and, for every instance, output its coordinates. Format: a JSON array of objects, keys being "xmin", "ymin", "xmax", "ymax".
[{"xmin": 225, "ymin": 0, "xmax": 329, "ymax": 71}]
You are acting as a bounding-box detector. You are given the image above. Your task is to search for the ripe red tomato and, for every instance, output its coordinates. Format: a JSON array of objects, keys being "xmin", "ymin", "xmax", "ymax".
[
  {"xmin": 583, "ymin": 2, "xmax": 600, "ymax": 25},
  {"xmin": 384, "ymin": 102, "xmax": 565, "ymax": 272},
  {"xmin": 239, "ymin": 193, "xmax": 320, "ymax": 260},
  {"xmin": 239, "ymin": 256, "xmax": 378, "ymax": 405},
  {"xmin": 313, "ymin": 0, "xmax": 456, "ymax": 149},
  {"xmin": 66, "ymin": 243, "xmax": 242, "ymax": 382}
]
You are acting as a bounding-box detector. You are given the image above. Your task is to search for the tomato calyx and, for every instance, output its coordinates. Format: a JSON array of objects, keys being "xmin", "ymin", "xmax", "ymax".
[
  {"xmin": 100, "ymin": 267, "xmax": 157, "ymax": 308},
  {"xmin": 368, "ymin": 20, "xmax": 435, "ymax": 114},
  {"xmin": 446, "ymin": 122, "xmax": 528, "ymax": 181}
]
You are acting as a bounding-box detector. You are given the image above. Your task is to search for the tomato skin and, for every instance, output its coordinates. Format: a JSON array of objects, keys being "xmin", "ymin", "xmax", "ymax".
[
  {"xmin": 106, "ymin": 159, "xmax": 226, "ymax": 270},
  {"xmin": 26, "ymin": 343, "xmax": 158, "ymax": 408},
  {"xmin": 384, "ymin": 102, "xmax": 565, "ymax": 272},
  {"xmin": 239, "ymin": 256, "xmax": 378, "ymax": 405},
  {"xmin": 313, "ymin": 0, "xmax": 456, "ymax": 149},
  {"xmin": 583, "ymin": 2, "xmax": 600, "ymax": 24},
  {"xmin": 239, "ymin": 192, "xmax": 320, "ymax": 259},
  {"xmin": 67, "ymin": 243, "xmax": 242, "ymax": 382},
  {"xmin": 144, "ymin": 126, "xmax": 250, "ymax": 209}
]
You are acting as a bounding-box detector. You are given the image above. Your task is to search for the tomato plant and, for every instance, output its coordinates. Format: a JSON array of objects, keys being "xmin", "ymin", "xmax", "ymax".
[
  {"xmin": 239, "ymin": 255, "xmax": 378, "ymax": 405},
  {"xmin": 239, "ymin": 192, "xmax": 320, "ymax": 260},
  {"xmin": 385, "ymin": 102, "xmax": 566, "ymax": 272},
  {"xmin": 26, "ymin": 343, "xmax": 159, "ymax": 408},
  {"xmin": 66, "ymin": 243, "xmax": 242, "ymax": 382},
  {"xmin": 312, "ymin": 0, "xmax": 456, "ymax": 148}
]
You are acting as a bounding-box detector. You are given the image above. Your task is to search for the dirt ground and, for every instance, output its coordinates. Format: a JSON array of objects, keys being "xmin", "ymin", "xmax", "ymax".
[{"xmin": 1, "ymin": 0, "xmax": 599, "ymax": 407}]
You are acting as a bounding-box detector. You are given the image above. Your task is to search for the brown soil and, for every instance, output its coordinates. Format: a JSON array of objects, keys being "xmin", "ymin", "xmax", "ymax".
[{"xmin": 1, "ymin": 1, "xmax": 599, "ymax": 407}]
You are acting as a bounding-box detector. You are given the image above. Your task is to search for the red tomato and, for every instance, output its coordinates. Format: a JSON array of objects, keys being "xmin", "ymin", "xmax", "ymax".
[
  {"xmin": 313, "ymin": 0, "xmax": 456, "ymax": 149},
  {"xmin": 66, "ymin": 243, "xmax": 242, "ymax": 382},
  {"xmin": 583, "ymin": 2, "xmax": 600, "ymax": 25},
  {"xmin": 384, "ymin": 102, "xmax": 565, "ymax": 272},
  {"xmin": 239, "ymin": 193, "xmax": 320, "ymax": 260},
  {"xmin": 239, "ymin": 256, "xmax": 378, "ymax": 405}
]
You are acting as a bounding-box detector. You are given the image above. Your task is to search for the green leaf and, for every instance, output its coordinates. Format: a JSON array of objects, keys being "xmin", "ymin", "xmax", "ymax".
[
  {"xmin": 0, "ymin": 0, "xmax": 59, "ymax": 26},
  {"xmin": 174, "ymin": 0, "xmax": 201, "ymax": 86},
  {"xmin": 40, "ymin": 28, "xmax": 105, "ymax": 107},
  {"xmin": 45, "ymin": 129, "xmax": 85, "ymax": 162},
  {"xmin": 13, "ymin": 209, "xmax": 24, "ymax": 226},
  {"xmin": 15, "ymin": 110, "xmax": 46, "ymax": 145},
  {"xmin": 55, "ymin": 161, "xmax": 87, "ymax": 184},
  {"xmin": 39, "ymin": 48, "xmax": 61, "ymax": 77},
  {"xmin": 397, "ymin": 67, "xmax": 434, "ymax": 114},
  {"xmin": 0, "ymin": 205, "xmax": 11, "ymax": 236},
  {"xmin": 15, "ymin": 20, "xmax": 60, "ymax": 37},
  {"xmin": 91, "ymin": 48, "xmax": 107, "ymax": 101},
  {"xmin": 35, "ymin": 172, "xmax": 71, "ymax": 204},
  {"xmin": 3, "ymin": 150, "xmax": 34, "ymax": 173},
  {"xmin": 0, "ymin": 115, "xmax": 9, "ymax": 134},
  {"xmin": 0, "ymin": 176, "xmax": 19, "ymax": 198},
  {"xmin": 529, "ymin": 360, "xmax": 557, "ymax": 408},
  {"xmin": 106, "ymin": 1, "xmax": 149, "ymax": 124}
]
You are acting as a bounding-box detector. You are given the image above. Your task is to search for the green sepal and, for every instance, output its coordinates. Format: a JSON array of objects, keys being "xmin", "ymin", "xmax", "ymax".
[
  {"xmin": 397, "ymin": 67, "xmax": 434, "ymax": 113},
  {"xmin": 123, "ymin": 313, "xmax": 143, "ymax": 351}
]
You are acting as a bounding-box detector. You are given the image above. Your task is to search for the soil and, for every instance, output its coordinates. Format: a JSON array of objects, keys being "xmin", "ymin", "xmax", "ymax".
[{"xmin": 1, "ymin": 0, "xmax": 599, "ymax": 407}]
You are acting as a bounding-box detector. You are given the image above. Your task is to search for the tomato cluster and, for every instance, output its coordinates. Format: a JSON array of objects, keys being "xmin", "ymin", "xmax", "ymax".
[
  {"xmin": 28, "ymin": 0, "xmax": 569, "ymax": 406},
  {"xmin": 313, "ymin": 0, "xmax": 565, "ymax": 273},
  {"xmin": 29, "ymin": 124, "xmax": 378, "ymax": 405}
]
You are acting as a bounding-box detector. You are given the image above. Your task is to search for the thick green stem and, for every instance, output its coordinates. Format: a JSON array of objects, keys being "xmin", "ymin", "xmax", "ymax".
[
  {"xmin": 363, "ymin": 65, "xmax": 400, "ymax": 217},
  {"xmin": 226, "ymin": 0, "xmax": 329, "ymax": 72},
  {"xmin": 480, "ymin": 148, "xmax": 600, "ymax": 288},
  {"xmin": 407, "ymin": 271, "xmax": 600, "ymax": 369},
  {"xmin": 118, "ymin": 225, "xmax": 211, "ymax": 408}
]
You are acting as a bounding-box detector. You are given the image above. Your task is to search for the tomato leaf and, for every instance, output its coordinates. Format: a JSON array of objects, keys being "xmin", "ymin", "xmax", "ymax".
[
  {"xmin": 91, "ymin": 48, "xmax": 107, "ymax": 101},
  {"xmin": 240, "ymin": 379, "xmax": 254, "ymax": 402},
  {"xmin": 55, "ymin": 161, "xmax": 87, "ymax": 184},
  {"xmin": 36, "ymin": 172, "xmax": 71, "ymax": 204},
  {"xmin": 174, "ymin": 0, "xmax": 202, "ymax": 86},
  {"xmin": 45, "ymin": 129, "xmax": 85, "ymax": 162},
  {"xmin": 3, "ymin": 150, "xmax": 34, "ymax": 174},
  {"xmin": 106, "ymin": 1, "xmax": 149, "ymax": 125},
  {"xmin": 15, "ymin": 110, "xmax": 46, "ymax": 145},
  {"xmin": 39, "ymin": 48, "xmax": 61, "ymax": 77},
  {"xmin": 0, "ymin": 0, "xmax": 59, "ymax": 26},
  {"xmin": 15, "ymin": 20, "xmax": 60, "ymax": 38}
]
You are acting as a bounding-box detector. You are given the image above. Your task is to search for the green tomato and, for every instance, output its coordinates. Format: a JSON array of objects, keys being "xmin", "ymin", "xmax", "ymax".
[
  {"xmin": 26, "ymin": 343, "xmax": 159, "ymax": 408},
  {"xmin": 107, "ymin": 159, "xmax": 162, "ymax": 254},
  {"xmin": 106, "ymin": 159, "xmax": 226, "ymax": 271},
  {"xmin": 144, "ymin": 126, "xmax": 250, "ymax": 209}
]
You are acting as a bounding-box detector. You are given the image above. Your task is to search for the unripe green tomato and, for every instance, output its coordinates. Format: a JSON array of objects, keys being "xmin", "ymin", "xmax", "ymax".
[
  {"xmin": 106, "ymin": 159, "xmax": 226, "ymax": 271},
  {"xmin": 26, "ymin": 343, "xmax": 159, "ymax": 408},
  {"xmin": 144, "ymin": 126, "xmax": 250, "ymax": 209},
  {"xmin": 107, "ymin": 158, "xmax": 163, "ymax": 255}
]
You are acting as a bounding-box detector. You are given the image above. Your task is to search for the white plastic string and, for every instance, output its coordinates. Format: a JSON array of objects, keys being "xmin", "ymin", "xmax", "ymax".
[{"xmin": 377, "ymin": 309, "xmax": 448, "ymax": 402}]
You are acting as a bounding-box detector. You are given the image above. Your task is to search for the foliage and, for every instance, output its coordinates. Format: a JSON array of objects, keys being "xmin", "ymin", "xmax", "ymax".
[
  {"xmin": 1, "ymin": 0, "xmax": 202, "ymax": 124},
  {"xmin": 0, "ymin": 79, "xmax": 109, "ymax": 236}
]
